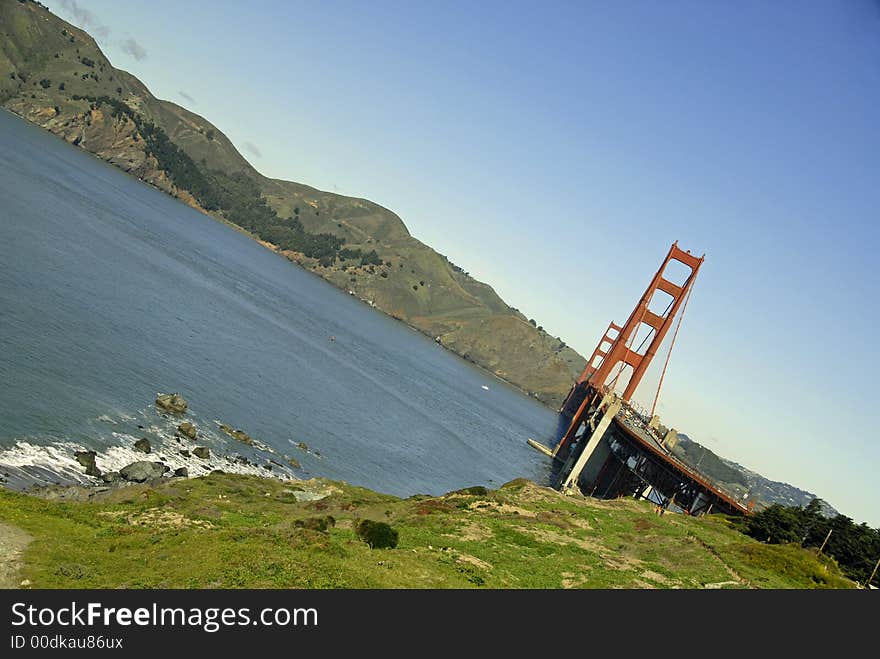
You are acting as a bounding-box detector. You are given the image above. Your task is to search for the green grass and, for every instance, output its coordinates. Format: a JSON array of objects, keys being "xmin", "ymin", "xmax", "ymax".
[{"xmin": 0, "ymin": 474, "xmax": 858, "ymax": 589}]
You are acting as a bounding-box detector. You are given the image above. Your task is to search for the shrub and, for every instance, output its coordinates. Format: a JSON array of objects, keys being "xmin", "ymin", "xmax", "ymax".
[
  {"xmin": 355, "ymin": 519, "xmax": 398, "ymax": 549},
  {"xmin": 453, "ymin": 486, "xmax": 489, "ymax": 496}
]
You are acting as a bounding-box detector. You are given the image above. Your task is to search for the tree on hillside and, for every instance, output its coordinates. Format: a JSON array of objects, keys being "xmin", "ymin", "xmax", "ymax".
[{"xmin": 739, "ymin": 499, "xmax": 880, "ymax": 585}]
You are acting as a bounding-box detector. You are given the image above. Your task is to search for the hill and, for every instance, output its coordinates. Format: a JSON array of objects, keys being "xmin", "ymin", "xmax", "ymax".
[
  {"xmin": 0, "ymin": 472, "xmax": 857, "ymax": 589},
  {"xmin": 0, "ymin": 0, "xmax": 585, "ymax": 407},
  {"xmin": 672, "ymin": 434, "xmax": 839, "ymax": 516}
]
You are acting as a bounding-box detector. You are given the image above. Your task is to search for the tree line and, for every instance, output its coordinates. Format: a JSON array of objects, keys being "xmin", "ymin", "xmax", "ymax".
[{"xmin": 735, "ymin": 498, "xmax": 880, "ymax": 587}]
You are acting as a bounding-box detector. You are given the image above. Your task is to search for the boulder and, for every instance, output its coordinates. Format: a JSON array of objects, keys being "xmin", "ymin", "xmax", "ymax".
[
  {"xmin": 179, "ymin": 450, "xmax": 191, "ymax": 458},
  {"xmin": 177, "ymin": 422, "xmax": 197, "ymax": 440},
  {"xmin": 74, "ymin": 450, "xmax": 101, "ymax": 478},
  {"xmin": 192, "ymin": 446, "xmax": 210, "ymax": 460},
  {"xmin": 173, "ymin": 467, "xmax": 188, "ymax": 478},
  {"xmin": 134, "ymin": 438, "xmax": 151, "ymax": 453},
  {"xmin": 119, "ymin": 461, "xmax": 168, "ymax": 483},
  {"xmin": 219, "ymin": 423, "xmax": 254, "ymax": 445},
  {"xmin": 155, "ymin": 393, "xmax": 188, "ymax": 414},
  {"xmin": 101, "ymin": 471, "xmax": 120, "ymax": 483}
]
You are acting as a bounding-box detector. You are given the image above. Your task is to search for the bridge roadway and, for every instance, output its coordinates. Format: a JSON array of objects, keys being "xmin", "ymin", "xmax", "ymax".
[{"xmin": 610, "ymin": 405, "xmax": 751, "ymax": 516}]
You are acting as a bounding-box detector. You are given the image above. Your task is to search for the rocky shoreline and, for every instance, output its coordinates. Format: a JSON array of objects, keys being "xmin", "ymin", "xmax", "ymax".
[{"xmin": 6, "ymin": 392, "xmax": 305, "ymax": 501}]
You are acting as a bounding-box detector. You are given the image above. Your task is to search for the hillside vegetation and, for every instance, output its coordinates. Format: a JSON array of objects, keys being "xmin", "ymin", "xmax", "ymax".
[
  {"xmin": 0, "ymin": 0, "xmax": 585, "ymax": 407},
  {"xmin": 0, "ymin": 473, "xmax": 856, "ymax": 589}
]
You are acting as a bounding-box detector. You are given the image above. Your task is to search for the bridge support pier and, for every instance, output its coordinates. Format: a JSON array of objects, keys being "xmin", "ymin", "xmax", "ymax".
[{"xmin": 558, "ymin": 398, "xmax": 621, "ymax": 495}]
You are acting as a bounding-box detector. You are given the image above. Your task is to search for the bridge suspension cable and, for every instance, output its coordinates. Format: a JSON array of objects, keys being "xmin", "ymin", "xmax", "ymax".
[{"xmin": 650, "ymin": 275, "xmax": 696, "ymax": 418}]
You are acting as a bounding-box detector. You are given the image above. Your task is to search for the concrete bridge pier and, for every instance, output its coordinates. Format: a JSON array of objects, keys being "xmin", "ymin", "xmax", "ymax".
[{"xmin": 558, "ymin": 397, "xmax": 621, "ymax": 495}]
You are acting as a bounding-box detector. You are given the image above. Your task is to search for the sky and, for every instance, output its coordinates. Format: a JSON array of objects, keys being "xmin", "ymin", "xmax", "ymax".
[{"xmin": 43, "ymin": 0, "xmax": 880, "ymax": 526}]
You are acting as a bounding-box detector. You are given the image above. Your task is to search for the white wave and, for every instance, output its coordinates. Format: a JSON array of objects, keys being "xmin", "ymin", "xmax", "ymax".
[{"xmin": 0, "ymin": 434, "xmax": 297, "ymax": 490}]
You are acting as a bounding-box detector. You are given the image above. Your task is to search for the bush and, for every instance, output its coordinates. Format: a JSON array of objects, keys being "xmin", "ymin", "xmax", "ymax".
[
  {"xmin": 451, "ymin": 486, "xmax": 489, "ymax": 496},
  {"xmin": 355, "ymin": 519, "xmax": 399, "ymax": 549}
]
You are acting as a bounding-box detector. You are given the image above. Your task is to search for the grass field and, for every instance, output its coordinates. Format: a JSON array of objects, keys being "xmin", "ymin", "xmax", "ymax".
[{"xmin": 0, "ymin": 474, "xmax": 855, "ymax": 589}]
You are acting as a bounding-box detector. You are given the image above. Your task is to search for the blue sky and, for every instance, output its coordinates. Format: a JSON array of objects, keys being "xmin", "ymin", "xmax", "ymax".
[{"xmin": 45, "ymin": 1, "xmax": 880, "ymax": 526}]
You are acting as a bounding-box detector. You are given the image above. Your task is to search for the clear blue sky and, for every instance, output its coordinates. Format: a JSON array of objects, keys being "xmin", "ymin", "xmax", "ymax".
[{"xmin": 45, "ymin": 0, "xmax": 880, "ymax": 526}]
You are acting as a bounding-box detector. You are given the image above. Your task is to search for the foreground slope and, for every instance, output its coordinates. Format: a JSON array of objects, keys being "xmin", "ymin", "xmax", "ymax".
[
  {"xmin": 0, "ymin": 473, "xmax": 855, "ymax": 589},
  {"xmin": 0, "ymin": 0, "xmax": 586, "ymax": 407}
]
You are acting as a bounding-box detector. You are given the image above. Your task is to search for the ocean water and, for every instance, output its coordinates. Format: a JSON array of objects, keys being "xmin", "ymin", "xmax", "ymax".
[{"xmin": 0, "ymin": 109, "xmax": 560, "ymax": 495}]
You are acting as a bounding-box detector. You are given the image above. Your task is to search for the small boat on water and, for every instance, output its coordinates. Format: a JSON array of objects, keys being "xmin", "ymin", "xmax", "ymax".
[{"xmin": 481, "ymin": 385, "xmax": 489, "ymax": 391}]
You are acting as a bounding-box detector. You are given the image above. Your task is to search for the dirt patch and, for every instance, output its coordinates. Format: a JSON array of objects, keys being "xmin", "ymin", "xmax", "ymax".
[
  {"xmin": 511, "ymin": 481, "xmax": 566, "ymax": 505},
  {"xmin": 704, "ymin": 580, "xmax": 741, "ymax": 589},
  {"xmin": 468, "ymin": 501, "xmax": 537, "ymax": 518},
  {"xmin": 634, "ymin": 518, "xmax": 660, "ymax": 532},
  {"xmin": 561, "ymin": 570, "xmax": 590, "ymax": 588},
  {"xmin": 518, "ymin": 525, "xmax": 644, "ymax": 573},
  {"xmin": 0, "ymin": 522, "xmax": 32, "ymax": 588},
  {"xmin": 536, "ymin": 511, "xmax": 578, "ymax": 530},
  {"xmin": 518, "ymin": 525, "xmax": 602, "ymax": 553},
  {"xmin": 415, "ymin": 500, "xmax": 456, "ymax": 515},
  {"xmin": 444, "ymin": 521, "xmax": 493, "ymax": 542},
  {"xmin": 453, "ymin": 551, "xmax": 492, "ymax": 571},
  {"xmin": 640, "ymin": 569, "xmax": 680, "ymax": 588},
  {"xmin": 98, "ymin": 508, "xmax": 214, "ymax": 529}
]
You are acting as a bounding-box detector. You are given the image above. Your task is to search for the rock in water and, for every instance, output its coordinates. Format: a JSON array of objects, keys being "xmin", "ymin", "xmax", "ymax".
[
  {"xmin": 177, "ymin": 422, "xmax": 197, "ymax": 440},
  {"xmin": 192, "ymin": 446, "xmax": 210, "ymax": 460},
  {"xmin": 173, "ymin": 467, "xmax": 188, "ymax": 478},
  {"xmin": 101, "ymin": 472, "xmax": 120, "ymax": 483},
  {"xmin": 219, "ymin": 423, "xmax": 255, "ymax": 445},
  {"xmin": 120, "ymin": 461, "xmax": 168, "ymax": 483},
  {"xmin": 155, "ymin": 393, "xmax": 188, "ymax": 414},
  {"xmin": 74, "ymin": 450, "xmax": 101, "ymax": 478},
  {"xmin": 134, "ymin": 438, "xmax": 151, "ymax": 453}
]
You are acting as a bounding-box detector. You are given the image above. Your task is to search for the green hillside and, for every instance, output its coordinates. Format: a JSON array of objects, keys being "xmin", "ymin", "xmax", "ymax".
[{"xmin": 0, "ymin": 473, "xmax": 857, "ymax": 589}]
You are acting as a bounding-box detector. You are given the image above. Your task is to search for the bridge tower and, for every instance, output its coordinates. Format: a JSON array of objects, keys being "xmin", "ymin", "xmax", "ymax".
[{"xmin": 553, "ymin": 242, "xmax": 703, "ymax": 459}]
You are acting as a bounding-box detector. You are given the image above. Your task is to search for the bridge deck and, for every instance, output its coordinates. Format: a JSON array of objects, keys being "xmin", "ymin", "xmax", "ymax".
[{"xmin": 611, "ymin": 410, "xmax": 750, "ymax": 515}]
